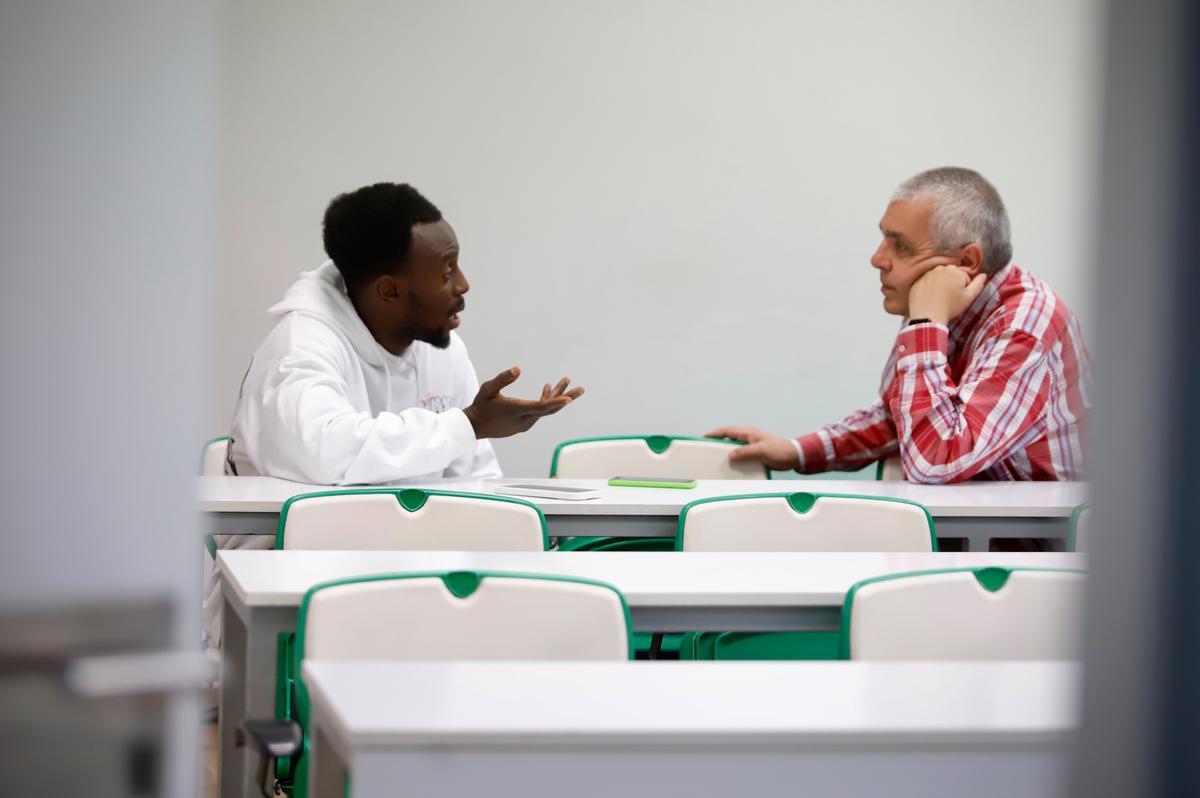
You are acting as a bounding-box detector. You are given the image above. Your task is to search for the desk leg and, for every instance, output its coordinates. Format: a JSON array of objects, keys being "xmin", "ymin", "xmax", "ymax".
[
  {"xmin": 308, "ymin": 717, "xmax": 348, "ymax": 798},
  {"xmin": 218, "ymin": 593, "xmax": 247, "ymax": 798},
  {"xmin": 218, "ymin": 596, "xmax": 297, "ymax": 798}
]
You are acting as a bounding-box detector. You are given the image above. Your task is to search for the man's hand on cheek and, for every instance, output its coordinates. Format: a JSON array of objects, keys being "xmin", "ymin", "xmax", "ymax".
[{"xmin": 908, "ymin": 264, "xmax": 987, "ymax": 325}]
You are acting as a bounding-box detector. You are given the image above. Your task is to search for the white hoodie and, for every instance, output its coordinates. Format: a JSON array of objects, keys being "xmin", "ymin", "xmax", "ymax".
[{"xmin": 227, "ymin": 261, "xmax": 500, "ymax": 484}]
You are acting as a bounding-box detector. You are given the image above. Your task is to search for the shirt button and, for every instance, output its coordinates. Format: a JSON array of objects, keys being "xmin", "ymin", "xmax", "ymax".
[{"xmin": 898, "ymin": 345, "xmax": 906, "ymax": 352}]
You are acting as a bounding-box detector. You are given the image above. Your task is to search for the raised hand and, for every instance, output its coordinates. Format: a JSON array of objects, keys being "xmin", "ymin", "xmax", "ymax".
[
  {"xmin": 464, "ymin": 367, "xmax": 585, "ymax": 439},
  {"xmin": 907, "ymin": 264, "xmax": 988, "ymax": 325}
]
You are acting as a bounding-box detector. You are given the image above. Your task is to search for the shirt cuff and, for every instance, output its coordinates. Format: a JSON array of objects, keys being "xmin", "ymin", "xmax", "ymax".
[
  {"xmin": 794, "ymin": 432, "xmax": 828, "ymax": 473},
  {"xmin": 441, "ymin": 407, "xmax": 481, "ymax": 459},
  {"xmin": 789, "ymin": 438, "xmax": 804, "ymax": 469},
  {"xmin": 894, "ymin": 322, "xmax": 949, "ymax": 366}
]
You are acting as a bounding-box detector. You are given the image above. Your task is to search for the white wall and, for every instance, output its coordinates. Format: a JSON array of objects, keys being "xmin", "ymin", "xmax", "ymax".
[{"xmin": 218, "ymin": 0, "xmax": 1102, "ymax": 478}]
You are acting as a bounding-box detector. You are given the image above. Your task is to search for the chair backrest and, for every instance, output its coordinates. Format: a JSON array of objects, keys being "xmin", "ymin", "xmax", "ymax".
[
  {"xmin": 551, "ymin": 435, "xmax": 768, "ymax": 479},
  {"xmin": 200, "ymin": 435, "xmax": 230, "ymax": 476},
  {"xmin": 1068, "ymin": 504, "xmax": 1090, "ymax": 553},
  {"xmin": 841, "ymin": 567, "xmax": 1086, "ymax": 660},
  {"xmin": 676, "ymin": 492, "xmax": 936, "ymax": 552},
  {"xmin": 277, "ymin": 489, "xmax": 548, "ymax": 551},
  {"xmin": 296, "ymin": 571, "xmax": 632, "ymax": 662},
  {"xmin": 874, "ymin": 455, "xmax": 906, "ymax": 481}
]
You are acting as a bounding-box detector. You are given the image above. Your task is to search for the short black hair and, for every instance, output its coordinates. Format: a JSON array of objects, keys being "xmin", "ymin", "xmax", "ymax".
[{"xmin": 322, "ymin": 183, "xmax": 442, "ymax": 291}]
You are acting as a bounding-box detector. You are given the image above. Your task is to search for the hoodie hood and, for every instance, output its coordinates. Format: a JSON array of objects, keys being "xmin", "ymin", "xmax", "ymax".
[{"xmin": 268, "ymin": 260, "xmax": 396, "ymax": 368}]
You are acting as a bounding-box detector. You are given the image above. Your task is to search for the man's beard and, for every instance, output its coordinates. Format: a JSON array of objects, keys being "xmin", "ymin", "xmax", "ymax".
[
  {"xmin": 403, "ymin": 294, "xmax": 454, "ymax": 349},
  {"xmin": 412, "ymin": 325, "xmax": 452, "ymax": 349}
]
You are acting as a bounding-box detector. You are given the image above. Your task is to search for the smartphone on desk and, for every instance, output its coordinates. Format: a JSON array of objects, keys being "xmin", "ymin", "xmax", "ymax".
[{"xmin": 607, "ymin": 476, "xmax": 698, "ymax": 489}]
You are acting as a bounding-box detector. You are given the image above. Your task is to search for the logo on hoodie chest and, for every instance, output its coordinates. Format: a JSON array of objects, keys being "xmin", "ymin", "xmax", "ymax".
[{"xmin": 421, "ymin": 393, "xmax": 454, "ymax": 413}]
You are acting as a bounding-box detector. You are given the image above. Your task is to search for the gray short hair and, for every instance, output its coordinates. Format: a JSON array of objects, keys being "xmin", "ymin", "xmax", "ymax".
[{"xmin": 891, "ymin": 167, "xmax": 1013, "ymax": 274}]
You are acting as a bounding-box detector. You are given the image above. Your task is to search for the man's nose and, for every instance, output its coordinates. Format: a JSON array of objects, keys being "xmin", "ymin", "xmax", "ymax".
[
  {"xmin": 455, "ymin": 270, "xmax": 470, "ymax": 295},
  {"xmin": 870, "ymin": 244, "xmax": 888, "ymax": 270}
]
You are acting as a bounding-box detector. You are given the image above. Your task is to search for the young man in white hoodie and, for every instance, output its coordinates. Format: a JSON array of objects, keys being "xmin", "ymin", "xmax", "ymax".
[
  {"xmin": 205, "ymin": 183, "xmax": 582, "ymax": 645},
  {"xmin": 228, "ymin": 182, "xmax": 583, "ymax": 484}
]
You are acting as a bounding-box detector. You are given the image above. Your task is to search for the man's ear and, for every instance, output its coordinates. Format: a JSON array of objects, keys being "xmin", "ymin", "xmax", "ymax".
[
  {"xmin": 958, "ymin": 243, "xmax": 985, "ymax": 278},
  {"xmin": 375, "ymin": 274, "xmax": 406, "ymax": 303}
]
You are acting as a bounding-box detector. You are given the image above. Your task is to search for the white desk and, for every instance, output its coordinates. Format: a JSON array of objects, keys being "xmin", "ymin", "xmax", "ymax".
[
  {"xmin": 200, "ymin": 476, "xmax": 1089, "ymax": 551},
  {"xmin": 303, "ymin": 660, "xmax": 1080, "ymax": 798},
  {"xmin": 217, "ymin": 549, "xmax": 1084, "ymax": 798}
]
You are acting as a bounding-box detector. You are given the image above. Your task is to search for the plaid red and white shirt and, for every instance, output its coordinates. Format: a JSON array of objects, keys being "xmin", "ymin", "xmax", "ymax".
[{"xmin": 794, "ymin": 263, "xmax": 1092, "ymax": 483}]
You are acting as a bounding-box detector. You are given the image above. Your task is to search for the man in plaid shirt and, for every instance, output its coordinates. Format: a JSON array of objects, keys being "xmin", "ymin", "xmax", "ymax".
[{"xmin": 711, "ymin": 167, "xmax": 1092, "ymax": 483}]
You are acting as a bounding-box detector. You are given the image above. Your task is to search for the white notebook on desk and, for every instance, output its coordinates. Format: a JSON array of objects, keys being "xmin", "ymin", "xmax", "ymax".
[{"xmin": 494, "ymin": 482, "xmax": 602, "ymax": 501}]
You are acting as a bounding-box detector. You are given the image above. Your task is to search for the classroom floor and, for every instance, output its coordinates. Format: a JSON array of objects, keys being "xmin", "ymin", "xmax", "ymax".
[{"xmin": 202, "ymin": 721, "xmax": 217, "ymax": 798}]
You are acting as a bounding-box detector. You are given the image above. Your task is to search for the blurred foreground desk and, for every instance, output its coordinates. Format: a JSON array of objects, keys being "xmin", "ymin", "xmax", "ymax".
[
  {"xmin": 303, "ymin": 660, "xmax": 1079, "ymax": 798},
  {"xmin": 217, "ymin": 550, "xmax": 1084, "ymax": 798},
  {"xmin": 200, "ymin": 476, "xmax": 1088, "ymax": 551}
]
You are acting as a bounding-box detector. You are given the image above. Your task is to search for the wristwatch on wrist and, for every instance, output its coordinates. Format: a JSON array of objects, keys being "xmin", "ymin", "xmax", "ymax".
[{"xmin": 907, "ymin": 318, "xmax": 932, "ymax": 326}]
